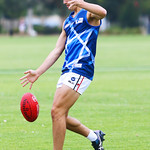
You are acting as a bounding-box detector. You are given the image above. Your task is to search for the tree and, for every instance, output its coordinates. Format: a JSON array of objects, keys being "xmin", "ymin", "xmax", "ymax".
[
  {"xmin": 93, "ymin": 0, "xmax": 141, "ymax": 27},
  {"xmin": 2, "ymin": 0, "xmax": 27, "ymax": 19},
  {"xmin": 34, "ymin": 0, "xmax": 67, "ymax": 17},
  {"xmin": 0, "ymin": 0, "xmax": 4, "ymax": 32},
  {"xmin": 139, "ymin": 0, "xmax": 150, "ymax": 15},
  {"xmin": 0, "ymin": 0, "xmax": 27, "ymax": 35},
  {"xmin": 92, "ymin": 0, "xmax": 125, "ymax": 23},
  {"xmin": 139, "ymin": 0, "xmax": 150, "ymax": 33},
  {"xmin": 0, "ymin": 0, "xmax": 4, "ymax": 16},
  {"xmin": 119, "ymin": 1, "xmax": 140, "ymax": 27}
]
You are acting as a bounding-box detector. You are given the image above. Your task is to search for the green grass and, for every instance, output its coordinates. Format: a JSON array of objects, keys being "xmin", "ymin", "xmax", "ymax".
[{"xmin": 0, "ymin": 35, "xmax": 150, "ymax": 150}]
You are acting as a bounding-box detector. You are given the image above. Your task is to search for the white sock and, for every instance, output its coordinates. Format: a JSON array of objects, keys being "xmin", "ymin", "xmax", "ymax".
[{"xmin": 87, "ymin": 130, "xmax": 97, "ymax": 142}]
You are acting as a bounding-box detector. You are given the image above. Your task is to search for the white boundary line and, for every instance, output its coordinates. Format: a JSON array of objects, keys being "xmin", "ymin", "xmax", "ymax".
[{"xmin": 0, "ymin": 66, "xmax": 150, "ymax": 74}]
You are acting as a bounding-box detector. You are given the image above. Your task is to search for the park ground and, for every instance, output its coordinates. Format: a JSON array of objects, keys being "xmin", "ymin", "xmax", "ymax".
[{"xmin": 0, "ymin": 35, "xmax": 150, "ymax": 150}]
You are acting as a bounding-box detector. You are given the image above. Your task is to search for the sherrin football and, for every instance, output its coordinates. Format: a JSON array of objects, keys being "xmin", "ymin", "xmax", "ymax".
[{"xmin": 20, "ymin": 93, "xmax": 39, "ymax": 122}]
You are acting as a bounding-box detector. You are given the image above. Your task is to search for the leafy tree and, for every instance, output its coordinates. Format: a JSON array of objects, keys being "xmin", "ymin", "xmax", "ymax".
[
  {"xmin": 34, "ymin": 0, "xmax": 67, "ymax": 16},
  {"xmin": 139, "ymin": 0, "xmax": 150, "ymax": 15},
  {"xmin": 139, "ymin": 0, "xmax": 150, "ymax": 33},
  {"xmin": 94, "ymin": 0, "xmax": 141, "ymax": 27},
  {"xmin": 119, "ymin": 1, "xmax": 140, "ymax": 27},
  {"xmin": 0, "ymin": 0, "xmax": 4, "ymax": 17},
  {"xmin": 91, "ymin": 0, "xmax": 125, "ymax": 23},
  {"xmin": 0, "ymin": 0, "xmax": 28, "ymax": 35},
  {"xmin": 2, "ymin": 0, "xmax": 27, "ymax": 19}
]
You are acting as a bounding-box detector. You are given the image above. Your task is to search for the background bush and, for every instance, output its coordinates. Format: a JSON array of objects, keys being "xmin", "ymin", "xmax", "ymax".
[{"xmin": 34, "ymin": 25, "xmax": 61, "ymax": 35}]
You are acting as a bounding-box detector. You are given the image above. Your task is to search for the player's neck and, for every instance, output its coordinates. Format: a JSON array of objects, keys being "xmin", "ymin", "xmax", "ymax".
[{"xmin": 73, "ymin": 7, "xmax": 82, "ymax": 18}]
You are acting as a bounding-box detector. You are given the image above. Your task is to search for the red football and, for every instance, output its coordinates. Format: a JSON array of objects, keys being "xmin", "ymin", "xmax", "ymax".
[{"xmin": 20, "ymin": 93, "xmax": 39, "ymax": 122}]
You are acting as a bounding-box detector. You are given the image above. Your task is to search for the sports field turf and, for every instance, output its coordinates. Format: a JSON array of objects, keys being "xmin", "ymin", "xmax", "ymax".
[{"xmin": 0, "ymin": 35, "xmax": 150, "ymax": 150}]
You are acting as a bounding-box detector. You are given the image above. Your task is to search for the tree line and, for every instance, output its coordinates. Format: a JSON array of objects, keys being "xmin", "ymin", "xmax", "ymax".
[{"xmin": 0, "ymin": 0, "xmax": 150, "ymax": 28}]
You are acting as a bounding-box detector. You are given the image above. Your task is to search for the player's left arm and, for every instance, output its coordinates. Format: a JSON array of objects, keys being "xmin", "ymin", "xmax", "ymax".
[{"xmin": 68, "ymin": 0, "xmax": 107, "ymax": 20}]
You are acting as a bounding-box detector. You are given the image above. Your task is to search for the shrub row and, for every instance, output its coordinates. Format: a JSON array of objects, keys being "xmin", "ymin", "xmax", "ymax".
[
  {"xmin": 33, "ymin": 25, "xmax": 61, "ymax": 34},
  {"xmin": 102, "ymin": 26, "xmax": 142, "ymax": 35}
]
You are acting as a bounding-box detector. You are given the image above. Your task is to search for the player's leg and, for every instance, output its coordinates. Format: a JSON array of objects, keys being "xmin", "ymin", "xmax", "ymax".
[
  {"xmin": 66, "ymin": 116, "xmax": 105, "ymax": 150},
  {"xmin": 66, "ymin": 116, "xmax": 102, "ymax": 141},
  {"xmin": 51, "ymin": 84, "xmax": 80, "ymax": 150},
  {"xmin": 54, "ymin": 72, "xmax": 105, "ymax": 149},
  {"xmin": 66, "ymin": 116, "xmax": 90, "ymax": 137}
]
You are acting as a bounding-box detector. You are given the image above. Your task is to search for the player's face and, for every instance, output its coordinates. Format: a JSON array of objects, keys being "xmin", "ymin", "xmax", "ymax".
[{"xmin": 63, "ymin": 0, "xmax": 77, "ymax": 11}]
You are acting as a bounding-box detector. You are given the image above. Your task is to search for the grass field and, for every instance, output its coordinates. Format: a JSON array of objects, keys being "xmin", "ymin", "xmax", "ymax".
[{"xmin": 0, "ymin": 35, "xmax": 150, "ymax": 150}]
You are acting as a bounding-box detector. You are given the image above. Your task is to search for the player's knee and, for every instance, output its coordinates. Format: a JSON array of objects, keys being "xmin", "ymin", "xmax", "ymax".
[
  {"xmin": 51, "ymin": 106, "xmax": 59, "ymax": 121},
  {"xmin": 51, "ymin": 106, "xmax": 66, "ymax": 121}
]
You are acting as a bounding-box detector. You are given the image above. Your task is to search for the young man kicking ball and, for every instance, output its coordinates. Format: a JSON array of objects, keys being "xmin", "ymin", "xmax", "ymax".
[{"xmin": 20, "ymin": 0, "xmax": 107, "ymax": 149}]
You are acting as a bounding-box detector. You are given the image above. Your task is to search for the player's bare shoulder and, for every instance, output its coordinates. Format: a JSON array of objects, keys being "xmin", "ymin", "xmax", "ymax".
[{"xmin": 86, "ymin": 12, "xmax": 101, "ymax": 26}]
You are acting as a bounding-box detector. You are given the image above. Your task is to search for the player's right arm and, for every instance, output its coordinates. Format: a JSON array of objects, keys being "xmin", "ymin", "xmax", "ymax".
[
  {"xmin": 36, "ymin": 28, "xmax": 66, "ymax": 76},
  {"xmin": 20, "ymin": 27, "xmax": 66, "ymax": 89}
]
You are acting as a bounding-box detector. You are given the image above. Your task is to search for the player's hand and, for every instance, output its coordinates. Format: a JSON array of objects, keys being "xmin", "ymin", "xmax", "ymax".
[
  {"xmin": 20, "ymin": 70, "xmax": 39, "ymax": 89},
  {"xmin": 67, "ymin": 0, "xmax": 84, "ymax": 9}
]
